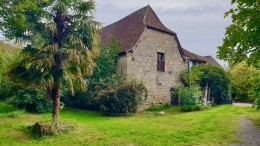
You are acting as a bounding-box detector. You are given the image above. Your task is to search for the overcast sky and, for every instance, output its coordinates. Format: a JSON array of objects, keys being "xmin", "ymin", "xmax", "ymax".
[{"xmin": 94, "ymin": 0, "xmax": 234, "ymax": 66}]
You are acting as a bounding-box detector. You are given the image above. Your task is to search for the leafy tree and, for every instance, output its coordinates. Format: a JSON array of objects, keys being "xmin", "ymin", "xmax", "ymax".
[
  {"xmin": 252, "ymin": 73, "xmax": 260, "ymax": 110},
  {"xmin": 0, "ymin": 41, "xmax": 20, "ymax": 99},
  {"xmin": 182, "ymin": 65, "xmax": 230, "ymax": 104},
  {"xmin": 181, "ymin": 66, "xmax": 203, "ymax": 86},
  {"xmin": 0, "ymin": 0, "xmax": 100, "ymax": 124},
  {"xmin": 62, "ymin": 40, "xmax": 120, "ymax": 110},
  {"xmin": 229, "ymin": 62, "xmax": 260, "ymax": 102},
  {"xmin": 90, "ymin": 39, "xmax": 120, "ymax": 83},
  {"xmin": 217, "ymin": 0, "xmax": 260, "ymax": 67}
]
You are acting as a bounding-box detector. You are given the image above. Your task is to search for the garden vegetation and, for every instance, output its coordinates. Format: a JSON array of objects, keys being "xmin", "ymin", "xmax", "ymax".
[
  {"xmin": 62, "ymin": 40, "xmax": 148, "ymax": 116},
  {"xmin": 1, "ymin": 0, "xmax": 101, "ymax": 125},
  {"xmin": 174, "ymin": 64, "xmax": 230, "ymax": 111},
  {"xmin": 229, "ymin": 62, "xmax": 260, "ymax": 110}
]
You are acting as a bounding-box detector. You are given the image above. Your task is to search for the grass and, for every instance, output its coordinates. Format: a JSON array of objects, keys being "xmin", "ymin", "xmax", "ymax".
[
  {"xmin": 247, "ymin": 110, "xmax": 260, "ymax": 127},
  {"xmin": 0, "ymin": 103, "xmax": 259, "ymax": 146},
  {"xmin": 146, "ymin": 103, "xmax": 171, "ymax": 111},
  {"xmin": 0, "ymin": 102, "xmax": 25, "ymax": 118}
]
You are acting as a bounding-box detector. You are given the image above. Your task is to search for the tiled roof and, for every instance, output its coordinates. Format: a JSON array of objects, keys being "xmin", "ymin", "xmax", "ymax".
[
  {"xmin": 99, "ymin": 6, "xmax": 146, "ymax": 53},
  {"xmin": 98, "ymin": 5, "xmax": 221, "ymax": 67},
  {"xmin": 99, "ymin": 5, "xmax": 183, "ymax": 55},
  {"xmin": 144, "ymin": 5, "xmax": 176, "ymax": 35},
  {"xmin": 182, "ymin": 48, "xmax": 207, "ymax": 63},
  {"xmin": 203, "ymin": 56, "xmax": 222, "ymax": 67},
  {"xmin": 182, "ymin": 48, "xmax": 222, "ymax": 67}
]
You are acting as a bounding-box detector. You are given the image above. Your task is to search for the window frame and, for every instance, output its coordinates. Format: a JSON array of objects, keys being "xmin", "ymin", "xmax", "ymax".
[{"xmin": 157, "ymin": 52, "xmax": 165, "ymax": 72}]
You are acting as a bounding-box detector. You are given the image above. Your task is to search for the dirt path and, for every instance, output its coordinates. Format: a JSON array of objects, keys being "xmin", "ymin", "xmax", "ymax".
[
  {"xmin": 231, "ymin": 117, "xmax": 260, "ymax": 146},
  {"xmin": 233, "ymin": 103, "xmax": 252, "ymax": 107}
]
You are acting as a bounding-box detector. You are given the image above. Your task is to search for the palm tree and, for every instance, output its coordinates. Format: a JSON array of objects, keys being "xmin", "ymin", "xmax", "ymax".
[{"xmin": 3, "ymin": 0, "xmax": 100, "ymax": 124}]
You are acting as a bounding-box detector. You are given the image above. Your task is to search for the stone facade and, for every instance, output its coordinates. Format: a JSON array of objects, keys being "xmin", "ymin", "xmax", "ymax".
[
  {"xmin": 116, "ymin": 55, "xmax": 128, "ymax": 74},
  {"xmin": 117, "ymin": 28, "xmax": 188, "ymax": 107},
  {"xmin": 100, "ymin": 5, "xmax": 221, "ymax": 109}
]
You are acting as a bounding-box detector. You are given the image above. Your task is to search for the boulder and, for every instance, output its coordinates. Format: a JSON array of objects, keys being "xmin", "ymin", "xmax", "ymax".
[
  {"xmin": 32, "ymin": 122, "xmax": 54, "ymax": 137},
  {"xmin": 31, "ymin": 121, "xmax": 74, "ymax": 137}
]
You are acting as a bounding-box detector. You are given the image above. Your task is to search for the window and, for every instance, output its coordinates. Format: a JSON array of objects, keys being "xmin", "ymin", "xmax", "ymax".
[
  {"xmin": 157, "ymin": 52, "xmax": 165, "ymax": 71},
  {"xmin": 188, "ymin": 60, "xmax": 193, "ymax": 68}
]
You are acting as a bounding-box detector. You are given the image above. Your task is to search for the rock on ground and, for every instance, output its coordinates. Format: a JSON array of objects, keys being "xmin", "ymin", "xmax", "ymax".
[
  {"xmin": 32, "ymin": 122, "xmax": 55, "ymax": 137},
  {"xmin": 31, "ymin": 121, "xmax": 73, "ymax": 137}
]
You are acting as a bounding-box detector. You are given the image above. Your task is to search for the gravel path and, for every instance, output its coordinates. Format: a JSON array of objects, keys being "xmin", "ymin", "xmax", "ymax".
[
  {"xmin": 233, "ymin": 103, "xmax": 252, "ymax": 107},
  {"xmin": 231, "ymin": 117, "xmax": 260, "ymax": 146}
]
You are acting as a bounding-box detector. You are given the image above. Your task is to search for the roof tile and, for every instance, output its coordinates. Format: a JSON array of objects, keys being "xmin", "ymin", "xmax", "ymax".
[
  {"xmin": 98, "ymin": 5, "xmax": 221, "ymax": 67},
  {"xmin": 99, "ymin": 5, "xmax": 181, "ymax": 54}
]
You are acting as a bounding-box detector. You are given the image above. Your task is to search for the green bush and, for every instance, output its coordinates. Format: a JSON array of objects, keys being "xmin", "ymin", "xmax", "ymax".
[
  {"xmin": 253, "ymin": 97, "xmax": 260, "ymax": 111},
  {"xmin": 177, "ymin": 85, "xmax": 202, "ymax": 112},
  {"xmin": 182, "ymin": 64, "xmax": 230, "ymax": 104},
  {"xmin": 147, "ymin": 103, "xmax": 171, "ymax": 111},
  {"xmin": 61, "ymin": 40, "xmax": 120, "ymax": 110},
  {"xmin": 0, "ymin": 102, "xmax": 17, "ymax": 113},
  {"xmin": 96, "ymin": 76, "xmax": 147, "ymax": 116},
  {"xmin": 12, "ymin": 88, "xmax": 52, "ymax": 113},
  {"xmin": 61, "ymin": 89, "xmax": 99, "ymax": 110},
  {"xmin": 0, "ymin": 102, "xmax": 24, "ymax": 118}
]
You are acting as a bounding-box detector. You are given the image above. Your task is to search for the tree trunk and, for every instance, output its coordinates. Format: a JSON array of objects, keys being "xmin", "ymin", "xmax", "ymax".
[
  {"xmin": 204, "ymin": 81, "xmax": 209, "ymax": 106},
  {"xmin": 208, "ymin": 87, "xmax": 211, "ymax": 102},
  {"xmin": 51, "ymin": 82, "xmax": 60, "ymax": 125}
]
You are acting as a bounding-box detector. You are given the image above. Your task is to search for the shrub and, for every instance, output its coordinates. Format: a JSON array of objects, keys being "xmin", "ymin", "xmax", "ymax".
[
  {"xmin": 147, "ymin": 103, "xmax": 171, "ymax": 111},
  {"xmin": 177, "ymin": 85, "xmax": 202, "ymax": 112},
  {"xmin": 0, "ymin": 102, "xmax": 24, "ymax": 118},
  {"xmin": 12, "ymin": 88, "xmax": 52, "ymax": 113},
  {"xmin": 182, "ymin": 64, "xmax": 230, "ymax": 104},
  {"xmin": 61, "ymin": 89, "xmax": 99, "ymax": 110},
  {"xmin": 253, "ymin": 96, "xmax": 260, "ymax": 111},
  {"xmin": 96, "ymin": 76, "xmax": 147, "ymax": 116},
  {"xmin": 0, "ymin": 102, "xmax": 17, "ymax": 113}
]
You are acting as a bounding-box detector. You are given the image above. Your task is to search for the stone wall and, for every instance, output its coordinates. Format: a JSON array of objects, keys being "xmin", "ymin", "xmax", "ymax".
[
  {"xmin": 116, "ymin": 55, "xmax": 128, "ymax": 74},
  {"xmin": 120, "ymin": 28, "xmax": 188, "ymax": 108}
]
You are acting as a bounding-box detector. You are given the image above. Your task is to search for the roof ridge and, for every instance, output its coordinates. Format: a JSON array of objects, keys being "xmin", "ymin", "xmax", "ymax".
[
  {"xmin": 99, "ymin": 5, "xmax": 184, "ymax": 58},
  {"xmin": 100, "ymin": 5, "xmax": 147, "ymax": 30},
  {"xmin": 182, "ymin": 48, "xmax": 207, "ymax": 63},
  {"xmin": 142, "ymin": 5, "xmax": 150, "ymax": 25},
  {"xmin": 99, "ymin": 5, "xmax": 148, "ymax": 53},
  {"xmin": 143, "ymin": 6, "xmax": 176, "ymax": 35}
]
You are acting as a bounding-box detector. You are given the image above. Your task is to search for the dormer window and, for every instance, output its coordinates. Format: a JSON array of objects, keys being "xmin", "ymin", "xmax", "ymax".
[{"xmin": 157, "ymin": 52, "xmax": 165, "ymax": 72}]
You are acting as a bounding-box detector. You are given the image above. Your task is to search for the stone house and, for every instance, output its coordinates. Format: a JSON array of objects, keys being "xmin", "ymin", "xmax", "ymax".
[{"xmin": 99, "ymin": 5, "xmax": 221, "ymax": 107}]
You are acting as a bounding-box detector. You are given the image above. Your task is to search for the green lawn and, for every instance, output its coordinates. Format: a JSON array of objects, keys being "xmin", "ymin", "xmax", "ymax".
[{"xmin": 0, "ymin": 103, "xmax": 259, "ymax": 146}]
